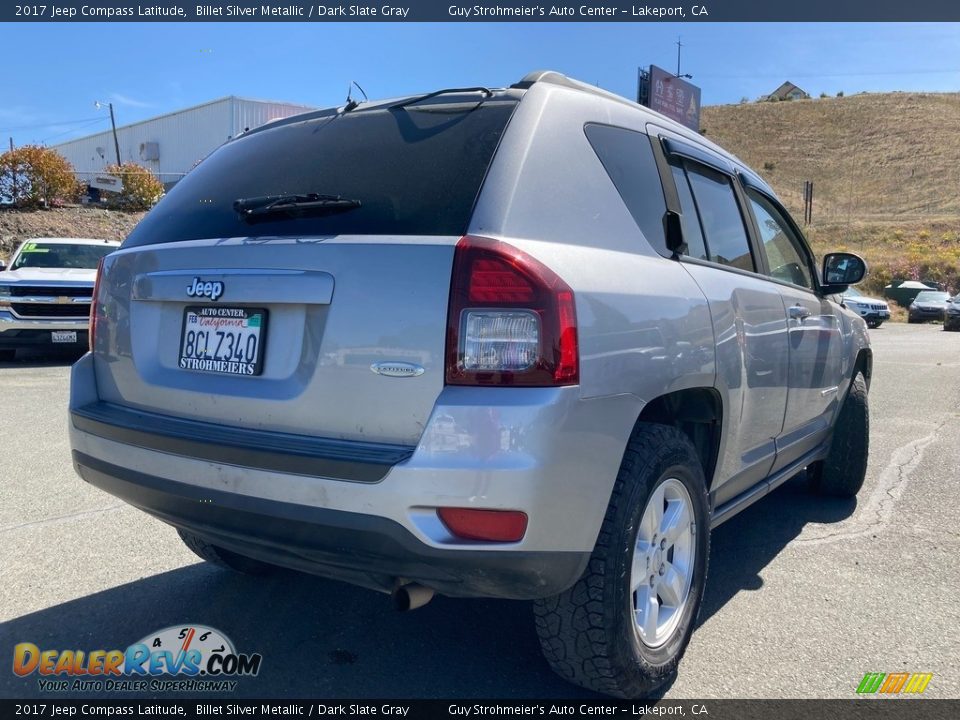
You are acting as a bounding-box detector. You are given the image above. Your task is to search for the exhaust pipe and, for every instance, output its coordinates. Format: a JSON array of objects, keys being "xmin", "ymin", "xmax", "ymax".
[{"xmin": 392, "ymin": 583, "xmax": 435, "ymax": 612}]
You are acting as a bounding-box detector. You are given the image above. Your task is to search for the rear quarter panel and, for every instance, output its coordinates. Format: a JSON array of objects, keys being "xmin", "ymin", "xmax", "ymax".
[{"xmin": 471, "ymin": 83, "xmax": 716, "ymax": 404}]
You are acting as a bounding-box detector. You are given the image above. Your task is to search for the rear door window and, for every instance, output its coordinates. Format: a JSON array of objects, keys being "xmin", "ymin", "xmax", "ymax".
[
  {"xmin": 684, "ymin": 162, "xmax": 755, "ymax": 272},
  {"xmin": 123, "ymin": 99, "xmax": 518, "ymax": 248}
]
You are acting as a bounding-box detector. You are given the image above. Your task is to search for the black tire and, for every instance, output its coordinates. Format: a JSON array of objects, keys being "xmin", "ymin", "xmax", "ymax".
[
  {"xmin": 0, "ymin": 349, "xmax": 14, "ymax": 362},
  {"xmin": 533, "ymin": 424, "xmax": 710, "ymax": 698},
  {"xmin": 810, "ymin": 372, "xmax": 869, "ymax": 498},
  {"xmin": 177, "ymin": 529, "xmax": 277, "ymax": 575},
  {"xmin": 867, "ymin": 320, "xmax": 883, "ymax": 329}
]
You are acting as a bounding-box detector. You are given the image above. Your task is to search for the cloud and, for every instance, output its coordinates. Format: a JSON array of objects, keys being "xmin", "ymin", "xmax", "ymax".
[
  {"xmin": 0, "ymin": 106, "xmax": 41, "ymax": 124},
  {"xmin": 108, "ymin": 93, "xmax": 154, "ymax": 109}
]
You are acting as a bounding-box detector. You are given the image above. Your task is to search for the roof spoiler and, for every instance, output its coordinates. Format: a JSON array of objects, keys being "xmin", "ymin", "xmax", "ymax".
[{"xmin": 511, "ymin": 70, "xmax": 639, "ymax": 110}]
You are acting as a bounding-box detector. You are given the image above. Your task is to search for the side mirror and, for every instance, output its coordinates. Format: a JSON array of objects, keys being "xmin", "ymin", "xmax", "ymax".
[{"xmin": 822, "ymin": 252, "xmax": 866, "ymax": 294}]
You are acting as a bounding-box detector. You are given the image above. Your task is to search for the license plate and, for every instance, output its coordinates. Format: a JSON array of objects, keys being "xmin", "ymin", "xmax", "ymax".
[
  {"xmin": 52, "ymin": 330, "xmax": 77, "ymax": 343},
  {"xmin": 179, "ymin": 306, "xmax": 267, "ymax": 376}
]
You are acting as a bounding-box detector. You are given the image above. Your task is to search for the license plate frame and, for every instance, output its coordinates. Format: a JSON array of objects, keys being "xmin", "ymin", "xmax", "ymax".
[
  {"xmin": 51, "ymin": 330, "xmax": 78, "ymax": 344},
  {"xmin": 178, "ymin": 306, "xmax": 268, "ymax": 377}
]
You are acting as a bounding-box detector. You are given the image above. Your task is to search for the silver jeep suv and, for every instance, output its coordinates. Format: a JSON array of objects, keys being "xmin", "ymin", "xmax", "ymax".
[{"xmin": 69, "ymin": 71, "xmax": 871, "ymax": 698}]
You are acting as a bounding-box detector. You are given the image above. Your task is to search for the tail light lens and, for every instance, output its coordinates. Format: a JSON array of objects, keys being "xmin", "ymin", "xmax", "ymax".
[
  {"xmin": 446, "ymin": 236, "xmax": 578, "ymax": 386},
  {"xmin": 89, "ymin": 257, "xmax": 104, "ymax": 352}
]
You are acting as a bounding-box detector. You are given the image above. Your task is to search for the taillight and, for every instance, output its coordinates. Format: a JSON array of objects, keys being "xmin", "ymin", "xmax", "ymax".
[
  {"xmin": 445, "ymin": 236, "xmax": 578, "ymax": 386},
  {"xmin": 89, "ymin": 257, "xmax": 104, "ymax": 352},
  {"xmin": 437, "ymin": 508, "xmax": 528, "ymax": 543}
]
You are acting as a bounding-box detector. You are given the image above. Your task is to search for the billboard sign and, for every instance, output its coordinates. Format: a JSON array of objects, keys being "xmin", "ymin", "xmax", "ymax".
[{"xmin": 646, "ymin": 65, "xmax": 702, "ymax": 132}]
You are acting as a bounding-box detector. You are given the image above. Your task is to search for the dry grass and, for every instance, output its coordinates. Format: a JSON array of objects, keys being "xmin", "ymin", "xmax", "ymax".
[
  {"xmin": 702, "ymin": 92, "xmax": 960, "ymax": 221},
  {"xmin": 702, "ymin": 93, "xmax": 960, "ymax": 312},
  {"xmin": 806, "ymin": 218, "xmax": 960, "ymax": 298}
]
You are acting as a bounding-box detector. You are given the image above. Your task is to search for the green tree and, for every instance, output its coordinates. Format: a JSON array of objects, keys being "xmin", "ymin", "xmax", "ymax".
[{"xmin": 0, "ymin": 145, "xmax": 80, "ymax": 208}]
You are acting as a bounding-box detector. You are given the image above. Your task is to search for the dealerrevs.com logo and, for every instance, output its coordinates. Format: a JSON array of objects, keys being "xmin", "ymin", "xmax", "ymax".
[{"xmin": 13, "ymin": 625, "xmax": 262, "ymax": 693}]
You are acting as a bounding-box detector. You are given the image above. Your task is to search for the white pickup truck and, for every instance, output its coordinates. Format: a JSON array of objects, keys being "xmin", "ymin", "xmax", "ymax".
[{"xmin": 0, "ymin": 237, "xmax": 119, "ymax": 360}]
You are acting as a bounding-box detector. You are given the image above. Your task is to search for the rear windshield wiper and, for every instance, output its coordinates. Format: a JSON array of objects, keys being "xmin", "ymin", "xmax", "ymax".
[{"xmin": 234, "ymin": 193, "xmax": 361, "ymax": 221}]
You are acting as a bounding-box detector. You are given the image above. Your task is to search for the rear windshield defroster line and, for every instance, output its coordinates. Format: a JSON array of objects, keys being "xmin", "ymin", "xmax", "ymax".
[{"xmin": 123, "ymin": 100, "xmax": 519, "ymax": 248}]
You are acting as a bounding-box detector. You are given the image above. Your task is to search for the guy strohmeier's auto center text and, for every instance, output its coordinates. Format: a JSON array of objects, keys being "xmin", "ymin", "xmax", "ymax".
[{"xmin": 448, "ymin": 5, "xmax": 707, "ymax": 17}]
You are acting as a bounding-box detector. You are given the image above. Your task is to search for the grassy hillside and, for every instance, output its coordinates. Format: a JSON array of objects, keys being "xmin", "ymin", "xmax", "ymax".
[
  {"xmin": 703, "ymin": 93, "xmax": 960, "ymax": 299},
  {"xmin": 702, "ymin": 92, "xmax": 960, "ymax": 220}
]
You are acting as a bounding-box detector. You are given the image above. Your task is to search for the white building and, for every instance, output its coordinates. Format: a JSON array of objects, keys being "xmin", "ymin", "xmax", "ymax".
[{"xmin": 52, "ymin": 96, "xmax": 316, "ymax": 187}]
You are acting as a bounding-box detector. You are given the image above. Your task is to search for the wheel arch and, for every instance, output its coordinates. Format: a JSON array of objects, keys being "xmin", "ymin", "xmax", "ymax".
[
  {"xmin": 632, "ymin": 387, "xmax": 724, "ymax": 491},
  {"xmin": 854, "ymin": 347, "xmax": 873, "ymax": 390}
]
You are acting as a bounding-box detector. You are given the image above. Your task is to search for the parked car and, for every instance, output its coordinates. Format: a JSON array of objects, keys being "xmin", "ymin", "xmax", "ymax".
[
  {"xmin": 943, "ymin": 296, "xmax": 960, "ymax": 331},
  {"xmin": 840, "ymin": 287, "xmax": 890, "ymax": 328},
  {"xmin": 907, "ymin": 290, "xmax": 950, "ymax": 324},
  {"xmin": 0, "ymin": 237, "xmax": 119, "ymax": 360},
  {"xmin": 68, "ymin": 71, "xmax": 872, "ymax": 698}
]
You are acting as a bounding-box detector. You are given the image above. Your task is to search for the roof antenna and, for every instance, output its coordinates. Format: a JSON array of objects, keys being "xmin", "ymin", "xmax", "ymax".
[{"xmin": 344, "ymin": 81, "xmax": 368, "ymax": 113}]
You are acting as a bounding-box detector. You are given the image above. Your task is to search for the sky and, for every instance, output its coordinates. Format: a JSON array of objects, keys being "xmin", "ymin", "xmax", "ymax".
[{"xmin": 1, "ymin": 22, "xmax": 958, "ymax": 145}]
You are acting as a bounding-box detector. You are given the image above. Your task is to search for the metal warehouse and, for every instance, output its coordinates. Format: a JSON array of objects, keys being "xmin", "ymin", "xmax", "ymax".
[{"xmin": 52, "ymin": 96, "xmax": 316, "ymax": 187}]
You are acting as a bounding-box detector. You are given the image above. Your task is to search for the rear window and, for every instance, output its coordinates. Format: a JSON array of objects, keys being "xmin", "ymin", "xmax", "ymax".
[{"xmin": 123, "ymin": 98, "xmax": 518, "ymax": 248}]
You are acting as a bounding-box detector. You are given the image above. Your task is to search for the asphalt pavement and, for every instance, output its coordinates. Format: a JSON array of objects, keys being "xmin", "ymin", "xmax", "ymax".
[{"xmin": 1, "ymin": 323, "xmax": 957, "ymax": 700}]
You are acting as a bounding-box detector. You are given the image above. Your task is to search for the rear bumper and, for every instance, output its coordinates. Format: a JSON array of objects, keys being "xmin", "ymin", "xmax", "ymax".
[
  {"xmin": 69, "ymin": 353, "xmax": 642, "ymax": 599},
  {"xmin": 73, "ymin": 451, "xmax": 588, "ymax": 599}
]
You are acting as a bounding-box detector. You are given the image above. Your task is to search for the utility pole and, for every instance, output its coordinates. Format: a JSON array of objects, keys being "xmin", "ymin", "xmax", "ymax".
[
  {"xmin": 97, "ymin": 101, "xmax": 122, "ymax": 166},
  {"xmin": 674, "ymin": 36, "xmax": 693, "ymax": 79},
  {"xmin": 108, "ymin": 103, "xmax": 121, "ymax": 167}
]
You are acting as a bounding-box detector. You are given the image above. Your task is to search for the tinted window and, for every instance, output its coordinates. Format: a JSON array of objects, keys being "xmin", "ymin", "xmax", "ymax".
[
  {"xmin": 669, "ymin": 164, "xmax": 708, "ymax": 261},
  {"xmin": 746, "ymin": 190, "xmax": 814, "ymax": 289},
  {"xmin": 584, "ymin": 124, "xmax": 667, "ymax": 254},
  {"xmin": 685, "ymin": 163, "xmax": 754, "ymax": 272},
  {"xmin": 11, "ymin": 242, "xmax": 114, "ymax": 270},
  {"xmin": 124, "ymin": 99, "xmax": 518, "ymax": 247}
]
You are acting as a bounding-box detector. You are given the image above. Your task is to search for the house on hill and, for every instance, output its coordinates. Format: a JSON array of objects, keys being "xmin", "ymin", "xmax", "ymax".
[{"xmin": 764, "ymin": 81, "xmax": 809, "ymax": 101}]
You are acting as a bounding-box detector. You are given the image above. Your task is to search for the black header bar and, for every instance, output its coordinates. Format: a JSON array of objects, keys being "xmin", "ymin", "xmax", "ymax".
[
  {"xmin": 0, "ymin": 700, "xmax": 959, "ymax": 720},
  {"xmin": 3, "ymin": 1, "xmax": 960, "ymax": 22}
]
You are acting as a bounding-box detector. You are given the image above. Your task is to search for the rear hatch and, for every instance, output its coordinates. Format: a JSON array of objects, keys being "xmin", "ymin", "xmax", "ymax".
[{"xmin": 92, "ymin": 92, "xmax": 519, "ymax": 447}]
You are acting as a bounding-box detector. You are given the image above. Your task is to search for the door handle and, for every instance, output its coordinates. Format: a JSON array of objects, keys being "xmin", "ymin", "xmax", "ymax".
[{"xmin": 788, "ymin": 304, "xmax": 811, "ymax": 321}]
